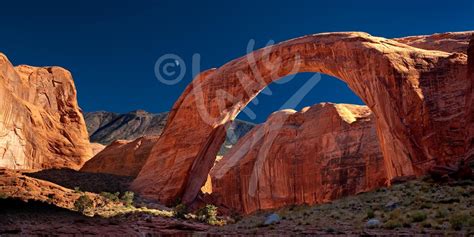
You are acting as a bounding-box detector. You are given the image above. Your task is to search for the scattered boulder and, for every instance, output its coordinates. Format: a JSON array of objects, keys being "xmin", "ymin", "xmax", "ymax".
[
  {"xmin": 366, "ymin": 219, "xmax": 381, "ymax": 228},
  {"xmin": 263, "ymin": 213, "xmax": 281, "ymax": 226}
]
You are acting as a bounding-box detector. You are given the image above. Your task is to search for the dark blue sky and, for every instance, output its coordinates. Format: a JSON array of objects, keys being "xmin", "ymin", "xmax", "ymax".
[{"xmin": 1, "ymin": 1, "xmax": 473, "ymax": 122}]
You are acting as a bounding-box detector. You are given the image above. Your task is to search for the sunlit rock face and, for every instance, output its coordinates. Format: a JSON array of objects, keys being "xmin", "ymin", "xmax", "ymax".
[
  {"xmin": 210, "ymin": 103, "xmax": 387, "ymax": 214},
  {"xmin": 0, "ymin": 53, "xmax": 92, "ymax": 170},
  {"xmin": 81, "ymin": 136, "xmax": 160, "ymax": 177},
  {"xmin": 394, "ymin": 31, "xmax": 474, "ymax": 53},
  {"xmin": 132, "ymin": 31, "xmax": 472, "ymax": 206}
]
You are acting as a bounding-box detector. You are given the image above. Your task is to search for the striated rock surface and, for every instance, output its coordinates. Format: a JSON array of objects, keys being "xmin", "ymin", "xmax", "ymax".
[
  {"xmin": 0, "ymin": 53, "xmax": 92, "ymax": 170},
  {"xmin": 394, "ymin": 31, "xmax": 474, "ymax": 53},
  {"xmin": 84, "ymin": 111, "xmax": 120, "ymax": 137},
  {"xmin": 81, "ymin": 136, "xmax": 160, "ymax": 177},
  {"xmin": 132, "ymin": 31, "xmax": 473, "ymax": 205},
  {"xmin": 210, "ymin": 103, "xmax": 386, "ymax": 214},
  {"xmin": 85, "ymin": 110, "xmax": 167, "ymax": 145}
]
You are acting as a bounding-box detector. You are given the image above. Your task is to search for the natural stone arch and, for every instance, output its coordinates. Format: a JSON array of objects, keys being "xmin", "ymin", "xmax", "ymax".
[{"xmin": 131, "ymin": 32, "xmax": 471, "ymax": 205}]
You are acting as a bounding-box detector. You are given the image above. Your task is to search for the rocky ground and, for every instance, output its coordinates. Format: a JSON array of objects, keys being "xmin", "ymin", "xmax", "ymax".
[{"xmin": 1, "ymin": 169, "xmax": 473, "ymax": 236}]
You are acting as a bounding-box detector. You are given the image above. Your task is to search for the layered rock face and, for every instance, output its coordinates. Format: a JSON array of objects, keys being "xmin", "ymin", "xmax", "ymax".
[
  {"xmin": 0, "ymin": 53, "xmax": 92, "ymax": 170},
  {"xmin": 81, "ymin": 136, "xmax": 160, "ymax": 177},
  {"xmin": 85, "ymin": 110, "xmax": 168, "ymax": 145},
  {"xmin": 211, "ymin": 103, "xmax": 386, "ymax": 214},
  {"xmin": 132, "ymin": 31, "xmax": 472, "ymax": 205},
  {"xmin": 394, "ymin": 31, "xmax": 473, "ymax": 53}
]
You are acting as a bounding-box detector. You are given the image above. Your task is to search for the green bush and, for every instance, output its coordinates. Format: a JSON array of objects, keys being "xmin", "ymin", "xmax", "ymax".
[
  {"xmin": 450, "ymin": 213, "xmax": 470, "ymax": 230},
  {"xmin": 74, "ymin": 187, "xmax": 82, "ymax": 193},
  {"xmin": 100, "ymin": 192, "xmax": 120, "ymax": 202},
  {"xmin": 383, "ymin": 220, "xmax": 402, "ymax": 229},
  {"xmin": 74, "ymin": 194, "xmax": 93, "ymax": 214},
  {"xmin": 121, "ymin": 191, "xmax": 134, "ymax": 207},
  {"xmin": 196, "ymin": 204, "xmax": 218, "ymax": 224},
  {"xmin": 411, "ymin": 211, "xmax": 427, "ymax": 222},
  {"xmin": 174, "ymin": 203, "xmax": 188, "ymax": 219},
  {"xmin": 366, "ymin": 209, "xmax": 375, "ymax": 219}
]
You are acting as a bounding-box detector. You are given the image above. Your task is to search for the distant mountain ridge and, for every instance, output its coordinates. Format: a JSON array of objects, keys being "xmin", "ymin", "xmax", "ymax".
[{"xmin": 84, "ymin": 110, "xmax": 255, "ymax": 152}]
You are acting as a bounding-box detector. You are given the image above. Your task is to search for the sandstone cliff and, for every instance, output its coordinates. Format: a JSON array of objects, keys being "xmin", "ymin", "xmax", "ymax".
[
  {"xmin": 210, "ymin": 103, "xmax": 386, "ymax": 214},
  {"xmin": 0, "ymin": 53, "xmax": 91, "ymax": 170},
  {"xmin": 81, "ymin": 136, "xmax": 160, "ymax": 177}
]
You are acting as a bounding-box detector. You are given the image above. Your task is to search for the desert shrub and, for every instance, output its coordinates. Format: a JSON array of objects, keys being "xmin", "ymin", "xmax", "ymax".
[
  {"xmin": 74, "ymin": 194, "xmax": 93, "ymax": 214},
  {"xmin": 389, "ymin": 209, "xmax": 402, "ymax": 220},
  {"xmin": 196, "ymin": 204, "xmax": 218, "ymax": 224},
  {"xmin": 435, "ymin": 208, "xmax": 449, "ymax": 218},
  {"xmin": 74, "ymin": 187, "xmax": 82, "ymax": 193},
  {"xmin": 366, "ymin": 209, "xmax": 375, "ymax": 219},
  {"xmin": 449, "ymin": 213, "xmax": 470, "ymax": 230},
  {"xmin": 100, "ymin": 192, "xmax": 120, "ymax": 202},
  {"xmin": 383, "ymin": 220, "xmax": 402, "ymax": 229},
  {"xmin": 173, "ymin": 203, "xmax": 188, "ymax": 219},
  {"xmin": 411, "ymin": 211, "xmax": 427, "ymax": 222},
  {"xmin": 120, "ymin": 191, "xmax": 134, "ymax": 207}
]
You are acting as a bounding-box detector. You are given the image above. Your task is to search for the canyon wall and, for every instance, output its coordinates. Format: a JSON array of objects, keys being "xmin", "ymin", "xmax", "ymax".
[{"xmin": 0, "ymin": 53, "xmax": 91, "ymax": 170}]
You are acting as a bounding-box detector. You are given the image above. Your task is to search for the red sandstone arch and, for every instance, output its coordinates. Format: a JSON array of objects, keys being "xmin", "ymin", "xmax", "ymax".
[{"xmin": 131, "ymin": 32, "xmax": 472, "ymax": 205}]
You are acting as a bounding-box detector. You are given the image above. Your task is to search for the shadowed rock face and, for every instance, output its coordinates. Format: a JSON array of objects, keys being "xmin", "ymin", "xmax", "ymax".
[
  {"xmin": 85, "ymin": 110, "xmax": 168, "ymax": 145},
  {"xmin": 0, "ymin": 53, "xmax": 92, "ymax": 170},
  {"xmin": 132, "ymin": 31, "xmax": 473, "ymax": 205},
  {"xmin": 467, "ymin": 35, "xmax": 474, "ymax": 161},
  {"xmin": 210, "ymin": 103, "xmax": 386, "ymax": 214}
]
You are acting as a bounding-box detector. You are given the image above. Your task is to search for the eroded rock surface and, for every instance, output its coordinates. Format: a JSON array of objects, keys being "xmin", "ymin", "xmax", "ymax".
[
  {"xmin": 210, "ymin": 103, "xmax": 386, "ymax": 214},
  {"xmin": 394, "ymin": 31, "xmax": 474, "ymax": 53},
  {"xmin": 81, "ymin": 136, "xmax": 160, "ymax": 177},
  {"xmin": 0, "ymin": 53, "xmax": 91, "ymax": 170},
  {"xmin": 132, "ymin": 31, "xmax": 473, "ymax": 205},
  {"xmin": 85, "ymin": 110, "xmax": 168, "ymax": 145}
]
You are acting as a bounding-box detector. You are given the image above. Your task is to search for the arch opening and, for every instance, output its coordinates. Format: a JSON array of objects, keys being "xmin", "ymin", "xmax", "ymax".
[{"xmin": 202, "ymin": 72, "xmax": 370, "ymax": 197}]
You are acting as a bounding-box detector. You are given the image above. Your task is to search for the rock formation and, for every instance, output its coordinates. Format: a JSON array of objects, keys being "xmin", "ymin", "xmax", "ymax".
[
  {"xmin": 0, "ymin": 53, "xmax": 92, "ymax": 170},
  {"xmin": 84, "ymin": 110, "xmax": 254, "ymax": 153},
  {"xmin": 132, "ymin": 31, "xmax": 473, "ymax": 205},
  {"xmin": 85, "ymin": 110, "xmax": 168, "ymax": 145},
  {"xmin": 81, "ymin": 136, "xmax": 160, "ymax": 177},
  {"xmin": 466, "ymin": 34, "xmax": 474, "ymax": 162},
  {"xmin": 210, "ymin": 103, "xmax": 386, "ymax": 214},
  {"xmin": 0, "ymin": 168, "xmax": 104, "ymax": 212},
  {"xmin": 394, "ymin": 31, "xmax": 473, "ymax": 53},
  {"xmin": 90, "ymin": 143, "xmax": 106, "ymax": 157}
]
